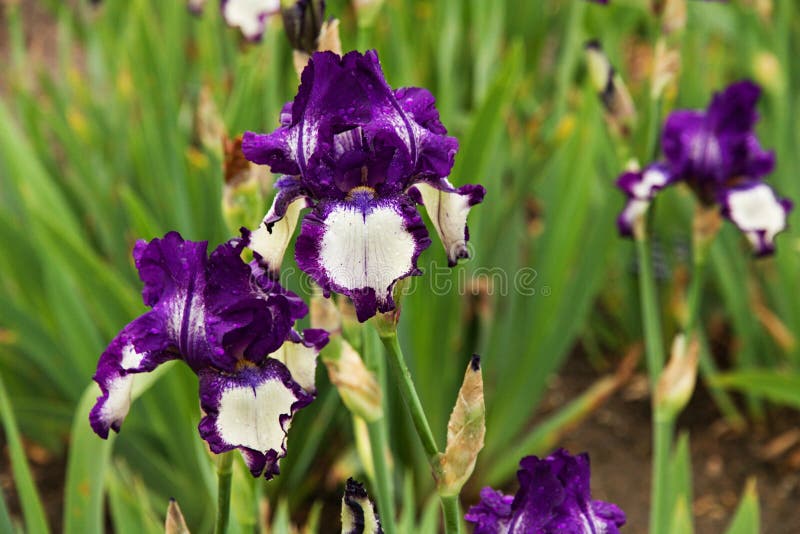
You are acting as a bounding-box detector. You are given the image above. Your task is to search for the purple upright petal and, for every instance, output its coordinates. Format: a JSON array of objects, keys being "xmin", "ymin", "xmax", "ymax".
[
  {"xmin": 661, "ymin": 80, "xmax": 774, "ymax": 197},
  {"xmin": 465, "ymin": 449, "xmax": 626, "ymax": 534}
]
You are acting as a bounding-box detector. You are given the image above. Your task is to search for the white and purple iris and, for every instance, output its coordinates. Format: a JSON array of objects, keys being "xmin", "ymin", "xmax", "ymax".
[
  {"xmin": 89, "ymin": 232, "xmax": 328, "ymax": 479},
  {"xmin": 617, "ymin": 81, "xmax": 793, "ymax": 255},
  {"xmin": 465, "ymin": 449, "xmax": 626, "ymax": 534},
  {"xmin": 242, "ymin": 50, "xmax": 485, "ymax": 322}
]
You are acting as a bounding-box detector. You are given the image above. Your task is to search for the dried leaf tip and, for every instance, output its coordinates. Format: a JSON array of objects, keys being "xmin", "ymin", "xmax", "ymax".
[{"xmin": 470, "ymin": 353, "xmax": 481, "ymax": 371}]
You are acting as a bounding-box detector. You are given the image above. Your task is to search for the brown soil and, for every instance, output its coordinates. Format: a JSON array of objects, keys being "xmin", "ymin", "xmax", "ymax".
[{"xmin": 544, "ymin": 354, "xmax": 800, "ymax": 534}]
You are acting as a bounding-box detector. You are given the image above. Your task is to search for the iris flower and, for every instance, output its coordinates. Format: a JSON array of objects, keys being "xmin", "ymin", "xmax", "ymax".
[
  {"xmin": 243, "ymin": 50, "xmax": 485, "ymax": 321},
  {"xmin": 89, "ymin": 232, "xmax": 328, "ymax": 479},
  {"xmin": 617, "ymin": 81, "xmax": 792, "ymax": 255},
  {"xmin": 465, "ymin": 449, "xmax": 626, "ymax": 534}
]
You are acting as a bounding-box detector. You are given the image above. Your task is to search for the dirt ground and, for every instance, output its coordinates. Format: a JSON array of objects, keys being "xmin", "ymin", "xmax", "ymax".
[{"xmin": 541, "ymin": 354, "xmax": 800, "ymax": 534}]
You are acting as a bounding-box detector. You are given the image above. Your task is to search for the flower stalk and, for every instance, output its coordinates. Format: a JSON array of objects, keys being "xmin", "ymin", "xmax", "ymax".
[
  {"xmin": 215, "ymin": 451, "xmax": 234, "ymax": 534},
  {"xmin": 375, "ymin": 316, "xmax": 466, "ymax": 533}
]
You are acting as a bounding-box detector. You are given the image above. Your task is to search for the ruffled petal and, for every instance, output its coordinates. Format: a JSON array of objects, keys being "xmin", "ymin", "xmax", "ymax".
[
  {"xmin": 295, "ymin": 191, "xmax": 431, "ymax": 322},
  {"xmin": 89, "ymin": 313, "xmax": 175, "ymax": 438},
  {"xmin": 408, "ymin": 179, "xmax": 486, "ymax": 266},
  {"xmin": 198, "ymin": 359, "xmax": 314, "ymax": 479},
  {"xmin": 243, "ymin": 50, "xmax": 459, "ymax": 196},
  {"xmin": 719, "ymin": 182, "xmax": 793, "ymax": 256},
  {"xmin": 221, "ymin": 0, "xmax": 280, "ymax": 41},
  {"xmin": 246, "ymin": 177, "xmax": 314, "ymax": 276},
  {"xmin": 464, "ymin": 487, "xmax": 514, "ymax": 534},
  {"xmin": 341, "ymin": 478, "xmax": 383, "ymax": 534}
]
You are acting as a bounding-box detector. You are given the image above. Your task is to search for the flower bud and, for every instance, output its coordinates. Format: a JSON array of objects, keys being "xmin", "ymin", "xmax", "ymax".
[
  {"xmin": 584, "ymin": 41, "xmax": 637, "ymax": 136},
  {"xmin": 281, "ymin": 0, "xmax": 325, "ymax": 54},
  {"xmin": 655, "ymin": 334, "xmax": 699, "ymax": 419},
  {"xmin": 438, "ymin": 355, "xmax": 485, "ymax": 496},
  {"xmin": 324, "ymin": 340, "xmax": 383, "ymax": 422}
]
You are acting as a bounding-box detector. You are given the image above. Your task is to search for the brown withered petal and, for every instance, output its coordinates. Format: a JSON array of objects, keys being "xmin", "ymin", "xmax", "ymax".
[
  {"xmin": 439, "ymin": 354, "xmax": 485, "ymax": 496},
  {"xmin": 223, "ymin": 135, "xmax": 251, "ymax": 186},
  {"xmin": 165, "ymin": 498, "xmax": 191, "ymax": 534}
]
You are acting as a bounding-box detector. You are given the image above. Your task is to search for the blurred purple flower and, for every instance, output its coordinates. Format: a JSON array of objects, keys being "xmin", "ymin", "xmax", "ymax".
[
  {"xmin": 242, "ymin": 50, "xmax": 485, "ymax": 322},
  {"xmin": 89, "ymin": 232, "xmax": 328, "ymax": 479},
  {"xmin": 465, "ymin": 449, "xmax": 626, "ymax": 534},
  {"xmin": 617, "ymin": 81, "xmax": 792, "ymax": 255}
]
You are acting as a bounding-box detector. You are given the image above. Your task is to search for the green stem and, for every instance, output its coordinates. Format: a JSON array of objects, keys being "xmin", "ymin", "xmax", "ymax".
[
  {"xmin": 635, "ymin": 230, "xmax": 669, "ymax": 534},
  {"xmin": 379, "ymin": 330, "xmax": 464, "ymax": 534},
  {"xmin": 363, "ymin": 328, "xmax": 397, "ymax": 534},
  {"xmin": 379, "ymin": 332, "xmax": 440, "ymax": 464},
  {"xmin": 650, "ymin": 415, "xmax": 673, "ymax": 534},
  {"xmin": 440, "ymin": 494, "xmax": 463, "ymax": 534},
  {"xmin": 215, "ymin": 451, "xmax": 234, "ymax": 534},
  {"xmin": 635, "ymin": 234, "xmax": 666, "ymax": 385}
]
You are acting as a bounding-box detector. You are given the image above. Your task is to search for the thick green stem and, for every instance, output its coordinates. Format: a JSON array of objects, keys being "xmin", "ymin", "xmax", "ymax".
[
  {"xmin": 650, "ymin": 415, "xmax": 673, "ymax": 534},
  {"xmin": 440, "ymin": 494, "xmax": 463, "ymax": 534},
  {"xmin": 379, "ymin": 332, "xmax": 440, "ymax": 464},
  {"xmin": 215, "ymin": 451, "xmax": 234, "ymax": 534}
]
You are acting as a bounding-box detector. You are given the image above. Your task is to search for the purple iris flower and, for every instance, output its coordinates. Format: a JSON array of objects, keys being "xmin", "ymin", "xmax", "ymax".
[
  {"xmin": 465, "ymin": 449, "xmax": 626, "ymax": 534},
  {"xmin": 242, "ymin": 50, "xmax": 485, "ymax": 322},
  {"xmin": 89, "ymin": 232, "xmax": 328, "ymax": 479},
  {"xmin": 221, "ymin": 0, "xmax": 280, "ymax": 41},
  {"xmin": 617, "ymin": 81, "xmax": 792, "ymax": 255}
]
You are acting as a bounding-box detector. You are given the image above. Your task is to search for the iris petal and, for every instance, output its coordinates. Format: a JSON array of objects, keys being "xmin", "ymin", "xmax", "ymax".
[
  {"xmin": 296, "ymin": 192, "xmax": 431, "ymax": 322},
  {"xmin": 198, "ymin": 359, "xmax": 313, "ymax": 479}
]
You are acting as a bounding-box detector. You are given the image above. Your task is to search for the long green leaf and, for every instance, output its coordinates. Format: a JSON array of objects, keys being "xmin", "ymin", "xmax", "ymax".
[{"xmin": 0, "ymin": 371, "xmax": 50, "ymax": 534}]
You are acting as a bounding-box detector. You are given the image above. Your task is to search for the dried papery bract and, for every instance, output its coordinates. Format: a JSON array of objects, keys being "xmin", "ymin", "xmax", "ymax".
[
  {"xmin": 651, "ymin": 39, "xmax": 681, "ymax": 100},
  {"xmin": 438, "ymin": 355, "xmax": 485, "ymax": 496},
  {"xmin": 658, "ymin": 0, "xmax": 687, "ymax": 35},
  {"xmin": 655, "ymin": 334, "xmax": 699, "ymax": 419},
  {"xmin": 324, "ymin": 340, "xmax": 384, "ymax": 422},
  {"xmin": 222, "ymin": 135, "xmax": 272, "ymax": 232},
  {"xmin": 165, "ymin": 499, "xmax": 191, "ymax": 534}
]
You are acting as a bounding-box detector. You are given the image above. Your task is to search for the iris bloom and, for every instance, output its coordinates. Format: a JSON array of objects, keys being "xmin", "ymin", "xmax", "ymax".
[
  {"xmin": 243, "ymin": 50, "xmax": 485, "ymax": 321},
  {"xmin": 617, "ymin": 81, "xmax": 792, "ymax": 255},
  {"xmin": 222, "ymin": 0, "xmax": 280, "ymax": 41},
  {"xmin": 89, "ymin": 232, "xmax": 328, "ymax": 479},
  {"xmin": 465, "ymin": 449, "xmax": 626, "ymax": 534}
]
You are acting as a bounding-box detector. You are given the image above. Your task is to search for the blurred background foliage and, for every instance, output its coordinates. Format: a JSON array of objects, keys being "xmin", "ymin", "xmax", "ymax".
[{"xmin": 0, "ymin": 0, "xmax": 798, "ymax": 531}]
